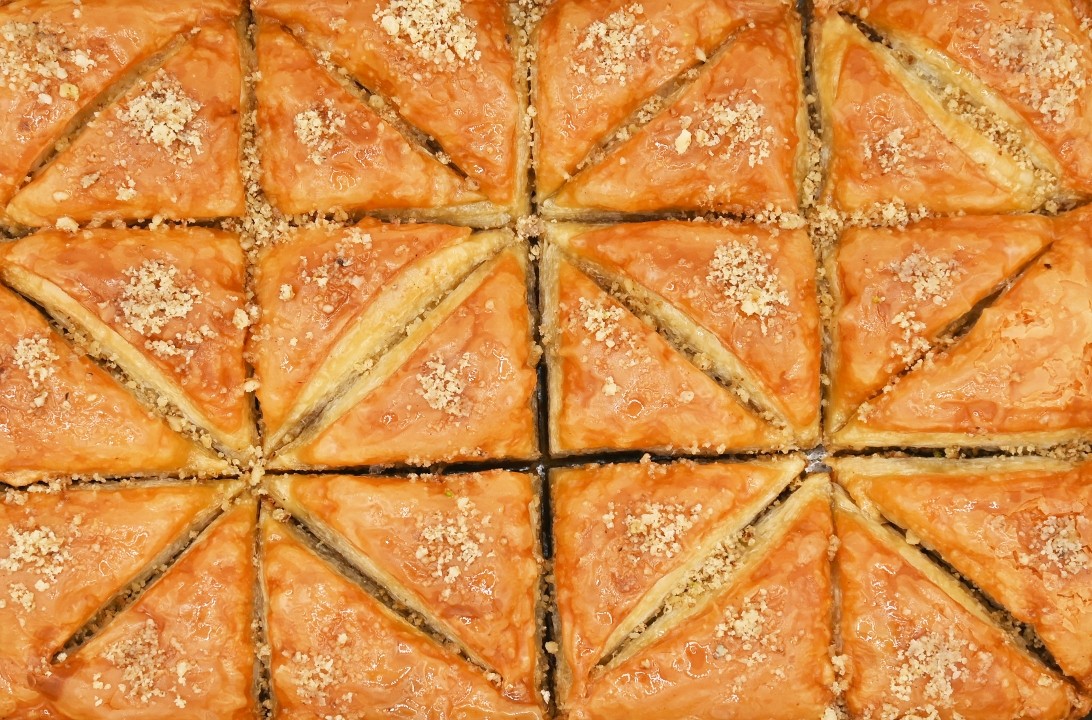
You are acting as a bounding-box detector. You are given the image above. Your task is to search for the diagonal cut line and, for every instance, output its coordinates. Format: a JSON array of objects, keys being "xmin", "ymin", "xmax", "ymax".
[
  {"xmin": 50, "ymin": 487, "xmax": 247, "ymax": 662},
  {"xmin": 259, "ymin": 497, "xmax": 510, "ymax": 686},
  {"xmin": 273, "ymin": 22, "xmax": 477, "ymax": 186},
  {"xmin": 835, "ymin": 238, "xmax": 1057, "ymax": 433},
  {"xmin": 837, "ymin": 487, "xmax": 1064, "ymax": 675},
  {"xmin": 543, "ymin": 26, "xmax": 750, "ymax": 204},
  {"xmin": 19, "ymin": 35, "xmax": 190, "ymax": 196},
  {"xmin": 836, "ymin": 11, "xmax": 1064, "ymax": 194},
  {"xmin": 555, "ymin": 247, "xmax": 793, "ymax": 436},
  {"xmin": 595, "ymin": 465, "xmax": 811, "ymax": 669}
]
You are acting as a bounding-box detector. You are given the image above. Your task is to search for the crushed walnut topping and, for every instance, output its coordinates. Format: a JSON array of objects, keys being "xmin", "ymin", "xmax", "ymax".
[
  {"xmin": 0, "ymin": 21, "xmax": 97, "ymax": 102},
  {"xmin": 712, "ymin": 588, "xmax": 780, "ymax": 668},
  {"xmin": 116, "ymin": 71, "xmax": 203, "ymax": 164},
  {"xmin": 374, "ymin": 0, "xmax": 480, "ymax": 67},
  {"xmin": 889, "ymin": 310, "xmax": 930, "ymax": 369},
  {"xmin": 12, "ymin": 335, "xmax": 59, "ymax": 398},
  {"xmin": 986, "ymin": 13, "xmax": 1088, "ymax": 124},
  {"xmin": 291, "ymin": 651, "xmax": 346, "ymax": 706},
  {"xmin": 416, "ymin": 353, "xmax": 472, "ymax": 417},
  {"xmin": 1019, "ymin": 514, "xmax": 1090, "ymax": 578},
  {"xmin": 103, "ymin": 619, "xmax": 170, "ymax": 704},
  {"xmin": 667, "ymin": 527, "xmax": 754, "ymax": 610},
  {"xmin": 863, "ymin": 127, "xmax": 925, "ymax": 175},
  {"xmin": 415, "ymin": 496, "xmax": 491, "ymax": 598},
  {"xmin": 572, "ymin": 4, "xmax": 651, "ymax": 86},
  {"xmin": 609, "ymin": 500, "xmax": 702, "ymax": 559},
  {"xmin": 888, "ymin": 247, "xmax": 962, "ymax": 305},
  {"xmin": 706, "ymin": 238, "xmax": 789, "ymax": 335},
  {"xmin": 0, "ymin": 516, "xmax": 80, "ymax": 587},
  {"xmin": 687, "ymin": 97, "xmax": 773, "ymax": 168},
  {"xmin": 884, "ymin": 627, "xmax": 971, "ymax": 718},
  {"xmin": 120, "ymin": 260, "xmax": 202, "ymax": 337},
  {"xmin": 293, "ymin": 99, "xmax": 346, "ymax": 165}
]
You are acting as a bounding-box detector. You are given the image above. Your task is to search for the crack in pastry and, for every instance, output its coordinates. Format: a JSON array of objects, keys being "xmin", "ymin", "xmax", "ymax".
[
  {"xmin": 5, "ymin": 17, "xmax": 247, "ymax": 228},
  {"xmin": 259, "ymin": 506, "xmax": 544, "ymax": 718},
  {"xmin": 0, "ymin": 226, "xmax": 258, "ymax": 459},
  {"xmin": 251, "ymin": 0, "xmax": 530, "ymax": 221},
  {"xmin": 834, "ymin": 207, "xmax": 1092, "ymax": 450},
  {"xmin": 0, "ymin": 481, "xmax": 244, "ymax": 718},
  {"xmin": 825, "ymin": 213, "xmax": 1055, "ymax": 434},
  {"xmin": 540, "ymin": 242, "xmax": 785, "ymax": 456},
  {"xmin": 548, "ymin": 220, "xmax": 821, "ymax": 447},
  {"xmin": 0, "ymin": 0, "xmax": 243, "ymax": 227},
  {"xmin": 832, "ymin": 487, "xmax": 1090, "ymax": 720},
  {"xmin": 549, "ymin": 455, "xmax": 803, "ymax": 709},
  {"xmin": 833, "ymin": 455, "xmax": 1092, "ymax": 692},
  {"xmin": 567, "ymin": 475, "xmax": 837, "ymax": 720},
  {"xmin": 823, "ymin": 0, "xmax": 1092, "ymax": 197},
  {"xmin": 267, "ymin": 469, "xmax": 546, "ymax": 704},
  {"xmin": 545, "ymin": 6, "xmax": 808, "ymax": 220},
  {"xmin": 813, "ymin": 12, "xmax": 1053, "ymax": 215}
]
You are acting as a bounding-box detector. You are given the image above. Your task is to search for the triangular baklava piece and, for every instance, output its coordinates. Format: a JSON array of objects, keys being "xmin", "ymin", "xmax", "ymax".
[
  {"xmin": 250, "ymin": 220, "xmax": 509, "ymax": 450},
  {"xmin": 1, "ymin": 227, "xmax": 255, "ymax": 455},
  {"xmin": 570, "ymin": 476, "xmax": 836, "ymax": 720},
  {"xmin": 814, "ymin": 13, "xmax": 1046, "ymax": 214},
  {"xmin": 551, "ymin": 221, "xmax": 820, "ymax": 446},
  {"xmin": 0, "ymin": 0, "xmax": 240, "ymax": 217},
  {"xmin": 254, "ymin": 20, "xmax": 484, "ymax": 217},
  {"xmin": 541, "ymin": 248, "xmax": 782, "ymax": 455},
  {"xmin": 272, "ymin": 244, "xmax": 538, "ymax": 469},
  {"xmin": 42, "ymin": 498, "xmax": 258, "ymax": 719},
  {"xmin": 828, "ymin": 0, "xmax": 1092, "ymax": 194},
  {"xmin": 833, "ymin": 491, "xmax": 1090, "ymax": 720},
  {"xmin": 0, "ymin": 480, "xmax": 239, "ymax": 717},
  {"xmin": 549, "ymin": 6, "xmax": 805, "ymax": 217},
  {"xmin": 550, "ymin": 456, "xmax": 804, "ymax": 706},
  {"xmin": 259, "ymin": 510, "xmax": 543, "ymax": 719},
  {"xmin": 0, "ymin": 285, "xmax": 226, "ymax": 485},
  {"xmin": 268, "ymin": 470, "xmax": 544, "ymax": 703},
  {"xmin": 252, "ymin": 0, "xmax": 528, "ymax": 222},
  {"xmin": 834, "ymin": 455, "xmax": 1092, "ymax": 691},
  {"xmin": 533, "ymin": 0, "xmax": 786, "ymax": 199},
  {"xmin": 836, "ymin": 209, "xmax": 1092, "ymax": 449},
  {"xmin": 6, "ymin": 18, "xmax": 246, "ymax": 227},
  {"xmin": 827, "ymin": 214, "xmax": 1054, "ymax": 432}
]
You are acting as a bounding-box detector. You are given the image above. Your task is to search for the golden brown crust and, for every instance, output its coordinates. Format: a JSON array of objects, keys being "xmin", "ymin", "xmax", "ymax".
[
  {"xmin": 250, "ymin": 219, "xmax": 491, "ymax": 446},
  {"xmin": 543, "ymin": 252, "xmax": 778, "ymax": 455},
  {"xmin": 269, "ymin": 470, "xmax": 543, "ymax": 702},
  {"xmin": 41, "ymin": 499, "xmax": 259, "ymax": 719},
  {"xmin": 558, "ymin": 221, "xmax": 820, "ymax": 441},
  {"xmin": 550, "ymin": 9, "xmax": 804, "ymax": 216},
  {"xmin": 278, "ymin": 246, "xmax": 538, "ymax": 468},
  {"xmin": 568, "ymin": 478, "xmax": 836, "ymax": 720},
  {"xmin": 0, "ymin": 285, "xmax": 224, "ymax": 485},
  {"xmin": 252, "ymin": 0, "xmax": 524, "ymax": 210},
  {"xmin": 828, "ymin": 214, "xmax": 1054, "ymax": 433},
  {"xmin": 260, "ymin": 511, "xmax": 544, "ymax": 719},
  {"xmin": 254, "ymin": 20, "xmax": 485, "ymax": 215},
  {"xmin": 6, "ymin": 18, "xmax": 246, "ymax": 226},
  {"xmin": 533, "ymin": 0, "xmax": 787, "ymax": 198},
  {"xmin": 833, "ymin": 0, "xmax": 1092, "ymax": 194},
  {"xmin": 0, "ymin": 481, "xmax": 237, "ymax": 717},
  {"xmin": 836, "ymin": 213, "xmax": 1092, "ymax": 449},
  {"xmin": 0, "ymin": 227, "xmax": 254, "ymax": 452},
  {"xmin": 814, "ymin": 13, "xmax": 1045, "ymax": 213},
  {"xmin": 550, "ymin": 456, "xmax": 804, "ymax": 706},
  {"xmin": 0, "ymin": 0, "xmax": 242, "ymax": 216},
  {"xmin": 833, "ymin": 455, "xmax": 1092, "ymax": 692},
  {"xmin": 834, "ymin": 493, "xmax": 1090, "ymax": 720}
]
